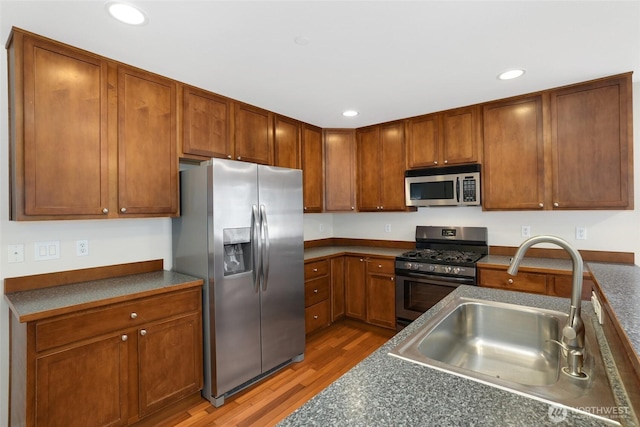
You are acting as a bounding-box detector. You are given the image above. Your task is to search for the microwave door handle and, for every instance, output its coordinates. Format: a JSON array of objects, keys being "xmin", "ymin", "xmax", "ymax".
[{"xmin": 456, "ymin": 177, "xmax": 460, "ymax": 202}]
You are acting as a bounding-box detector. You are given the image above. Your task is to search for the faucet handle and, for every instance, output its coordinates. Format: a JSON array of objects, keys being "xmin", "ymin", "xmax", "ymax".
[{"xmin": 563, "ymin": 325, "xmax": 577, "ymax": 340}]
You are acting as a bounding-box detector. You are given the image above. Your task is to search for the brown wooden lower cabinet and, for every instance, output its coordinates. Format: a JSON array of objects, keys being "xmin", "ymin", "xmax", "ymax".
[
  {"xmin": 304, "ymin": 259, "xmax": 331, "ymax": 334},
  {"xmin": 10, "ymin": 287, "xmax": 203, "ymax": 427},
  {"xmin": 478, "ymin": 265, "xmax": 593, "ymax": 300}
]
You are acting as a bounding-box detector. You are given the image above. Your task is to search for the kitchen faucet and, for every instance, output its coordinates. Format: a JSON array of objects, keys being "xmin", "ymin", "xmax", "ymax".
[{"xmin": 507, "ymin": 235, "xmax": 586, "ymax": 378}]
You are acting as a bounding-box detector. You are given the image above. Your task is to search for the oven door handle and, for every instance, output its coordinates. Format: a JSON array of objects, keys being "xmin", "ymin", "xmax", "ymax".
[
  {"xmin": 456, "ymin": 176, "xmax": 460, "ymax": 203},
  {"xmin": 397, "ymin": 272, "xmax": 474, "ymax": 287}
]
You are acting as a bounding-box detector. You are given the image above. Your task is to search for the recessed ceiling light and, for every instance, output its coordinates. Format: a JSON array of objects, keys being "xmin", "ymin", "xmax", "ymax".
[
  {"xmin": 342, "ymin": 110, "xmax": 359, "ymax": 117},
  {"xmin": 294, "ymin": 36, "xmax": 310, "ymax": 46},
  {"xmin": 106, "ymin": 2, "xmax": 147, "ymax": 25},
  {"xmin": 498, "ymin": 69, "xmax": 526, "ymax": 80}
]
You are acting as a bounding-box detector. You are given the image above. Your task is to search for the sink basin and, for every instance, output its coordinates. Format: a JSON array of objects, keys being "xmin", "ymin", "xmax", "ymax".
[
  {"xmin": 390, "ymin": 297, "xmax": 621, "ymax": 424},
  {"xmin": 416, "ymin": 300, "xmax": 561, "ymax": 387}
]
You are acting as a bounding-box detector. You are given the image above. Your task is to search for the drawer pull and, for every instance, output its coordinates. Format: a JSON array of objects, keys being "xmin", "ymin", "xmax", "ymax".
[
  {"xmin": 130, "ymin": 312, "xmax": 138, "ymax": 319},
  {"xmin": 313, "ymin": 289, "xmax": 318, "ymax": 294},
  {"xmin": 313, "ymin": 315, "xmax": 318, "ymax": 319},
  {"xmin": 508, "ymin": 278, "xmax": 514, "ymax": 284},
  {"xmin": 313, "ymin": 268, "xmax": 318, "ymax": 272},
  {"xmin": 140, "ymin": 329, "xmax": 147, "ymax": 336},
  {"xmin": 121, "ymin": 335, "xmax": 128, "ymax": 341},
  {"xmin": 378, "ymin": 264, "xmax": 382, "ymax": 268}
]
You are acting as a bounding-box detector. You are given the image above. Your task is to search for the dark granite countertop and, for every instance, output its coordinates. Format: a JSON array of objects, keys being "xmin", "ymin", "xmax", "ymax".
[
  {"xmin": 4, "ymin": 270, "xmax": 203, "ymax": 322},
  {"xmin": 279, "ymin": 286, "xmax": 636, "ymax": 427},
  {"xmin": 305, "ymin": 246, "xmax": 407, "ymax": 261}
]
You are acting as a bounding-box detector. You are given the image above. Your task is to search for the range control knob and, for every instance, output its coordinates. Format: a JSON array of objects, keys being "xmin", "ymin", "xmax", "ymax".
[
  {"xmin": 453, "ymin": 267, "xmax": 461, "ymax": 275},
  {"xmin": 428, "ymin": 265, "xmax": 436, "ymax": 272},
  {"xmin": 444, "ymin": 266, "xmax": 452, "ymax": 274}
]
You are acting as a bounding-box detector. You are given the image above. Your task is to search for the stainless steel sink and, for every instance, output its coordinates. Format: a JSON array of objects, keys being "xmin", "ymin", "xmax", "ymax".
[{"xmin": 390, "ymin": 297, "xmax": 620, "ymax": 423}]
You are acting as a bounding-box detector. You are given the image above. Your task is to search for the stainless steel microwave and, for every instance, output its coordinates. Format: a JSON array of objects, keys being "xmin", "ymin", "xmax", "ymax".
[{"xmin": 405, "ymin": 164, "xmax": 481, "ymax": 207}]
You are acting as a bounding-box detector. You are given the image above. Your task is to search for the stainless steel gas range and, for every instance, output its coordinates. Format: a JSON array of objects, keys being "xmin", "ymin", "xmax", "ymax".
[{"xmin": 395, "ymin": 225, "xmax": 488, "ymax": 330}]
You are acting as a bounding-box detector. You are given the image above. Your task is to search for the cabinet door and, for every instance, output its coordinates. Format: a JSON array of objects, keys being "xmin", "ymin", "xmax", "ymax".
[
  {"xmin": 482, "ymin": 96, "xmax": 545, "ymax": 210},
  {"xmin": 19, "ymin": 33, "xmax": 109, "ymax": 218},
  {"xmin": 138, "ymin": 313, "xmax": 203, "ymax": 416},
  {"xmin": 233, "ymin": 103, "xmax": 273, "ymax": 164},
  {"xmin": 379, "ymin": 121, "xmax": 407, "ymax": 211},
  {"xmin": 550, "ymin": 75, "xmax": 632, "ymax": 209},
  {"xmin": 35, "ymin": 335, "xmax": 128, "ymax": 427},
  {"xmin": 441, "ymin": 106, "xmax": 480, "ymax": 166},
  {"xmin": 118, "ymin": 66, "xmax": 178, "ymax": 216},
  {"xmin": 366, "ymin": 273, "xmax": 396, "ymax": 329},
  {"xmin": 274, "ymin": 115, "xmax": 301, "ymax": 169},
  {"xmin": 302, "ymin": 124, "xmax": 324, "ymax": 212},
  {"xmin": 345, "ymin": 257, "xmax": 366, "ymax": 320},
  {"xmin": 331, "ymin": 256, "xmax": 346, "ymax": 321},
  {"xmin": 407, "ymin": 114, "xmax": 439, "ymax": 168},
  {"xmin": 182, "ymin": 85, "xmax": 232, "ymax": 159},
  {"xmin": 357, "ymin": 127, "xmax": 382, "ymax": 211},
  {"xmin": 324, "ymin": 129, "xmax": 356, "ymax": 211}
]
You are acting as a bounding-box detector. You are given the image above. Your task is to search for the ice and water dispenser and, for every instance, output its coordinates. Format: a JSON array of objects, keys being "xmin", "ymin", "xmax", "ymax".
[{"xmin": 223, "ymin": 228, "xmax": 252, "ymax": 276}]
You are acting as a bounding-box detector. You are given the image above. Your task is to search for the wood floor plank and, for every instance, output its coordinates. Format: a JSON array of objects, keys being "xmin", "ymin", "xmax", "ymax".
[{"xmin": 165, "ymin": 319, "xmax": 395, "ymax": 427}]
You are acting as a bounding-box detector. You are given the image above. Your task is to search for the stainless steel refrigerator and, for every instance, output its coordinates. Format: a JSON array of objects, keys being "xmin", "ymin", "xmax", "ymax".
[{"xmin": 172, "ymin": 158, "xmax": 305, "ymax": 407}]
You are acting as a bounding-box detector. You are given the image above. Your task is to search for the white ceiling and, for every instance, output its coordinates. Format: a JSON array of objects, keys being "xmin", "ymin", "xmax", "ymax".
[{"xmin": 1, "ymin": 1, "xmax": 639, "ymax": 128}]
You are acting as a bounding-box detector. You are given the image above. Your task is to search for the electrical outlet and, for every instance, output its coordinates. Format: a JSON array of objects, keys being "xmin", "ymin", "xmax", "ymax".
[
  {"xmin": 76, "ymin": 240, "xmax": 89, "ymax": 256},
  {"xmin": 384, "ymin": 224, "xmax": 391, "ymax": 233},
  {"xmin": 576, "ymin": 227, "xmax": 587, "ymax": 240},
  {"xmin": 8, "ymin": 244, "xmax": 25, "ymax": 263},
  {"xmin": 521, "ymin": 226, "xmax": 531, "ymax": 238}
]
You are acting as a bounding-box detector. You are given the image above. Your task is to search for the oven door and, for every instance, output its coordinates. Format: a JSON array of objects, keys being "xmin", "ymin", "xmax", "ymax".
[{"xmin": 395, "ymin": 273, "xmax": 474, "ymax": 330}]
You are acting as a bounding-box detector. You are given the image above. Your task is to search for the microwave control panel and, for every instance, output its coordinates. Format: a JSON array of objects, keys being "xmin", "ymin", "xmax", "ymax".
[{"xmin": 462, "ymin": 177, "xmax": 477, "ymax": 202}]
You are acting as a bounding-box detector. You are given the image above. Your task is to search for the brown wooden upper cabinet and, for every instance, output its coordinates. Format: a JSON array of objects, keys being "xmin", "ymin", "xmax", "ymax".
[
  {"xmin": 7, "ymin": 28, "xmax": 178, "ymax": 220},
  {"xmin": 324, "ymin": 129, "xmax": 357, "ymax": 212},
  {"xmin": 357, "ymin": 121, "xmax": 408, "ymax": 212},
  {"xmin": 274, "ymin": 114, "xmax": 302, "ymax": 169},
  {"xmin": 407, "ymin": 106, "xmax": 481, "ymax": 168},
  {"xmin": 181, "ymin": 85, "xmax": 233, "ymax": 160},
  {"xmin": 233, "ymin": 103, "xmax": 274, "ymax": 165},
  {"xmin": 482, "ymin": 73, "xmax": 633, "ymax": 211},
  {"xmin": 302, "ymin": 124, "xmax": 324, "ymax": 212}
]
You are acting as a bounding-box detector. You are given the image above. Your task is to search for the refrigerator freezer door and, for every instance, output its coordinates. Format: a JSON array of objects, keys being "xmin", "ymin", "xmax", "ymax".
[
  {"xmin": 257, "ymin": 165, "xmax": 305, "ymax": 372},
  {"xmin": 210, "ymin": 160, "xmax": 262, "ymax": 396}
]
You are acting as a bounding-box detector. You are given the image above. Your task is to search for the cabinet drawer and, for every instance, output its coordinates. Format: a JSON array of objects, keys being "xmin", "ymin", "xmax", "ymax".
[
  {"xmin": 367, "ymin": 258, "xmax": 395, "ymax": 275},
  {"xmin": 304, "ymin": 259, "xmax": 329, "ymax": 280},
  {"xmin": 479, "ymin": 269, "xmax": 547, "ymax": 294},
  {"xmin": 305, "ymin": 300, "xmax": 330, "ymax": 334},
  {"xmin": 548, "ymin": 276, "xmax": 593, "ymax": 300},
  {"xmin": 304, "ymin": 276, "xmax": 330, "ymax": 307},
  {"xmin": 35, "ymin": 288, "xmax": 201, "ymax": 352}
]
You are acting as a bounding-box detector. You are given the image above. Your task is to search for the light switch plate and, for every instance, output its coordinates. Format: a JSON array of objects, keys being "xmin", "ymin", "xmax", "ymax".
[{"xmin": 34, "ymin": 241, "xmax": 60, "ymax": 261}]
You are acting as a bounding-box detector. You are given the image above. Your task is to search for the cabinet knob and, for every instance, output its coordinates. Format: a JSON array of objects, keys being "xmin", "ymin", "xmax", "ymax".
[
  {"xmin": 378, "ymin": 264, "xmax": 382, "ymax": 268},
  {"xmin": 227, "ymin": 154, "xmax": 232, "ymax": 159},
  {"xmin": 140, "ymin": 329, "xmax": 147, "ymax": 336},
  {"xmin": 359, "ymin": 258, "xmax": 364, "ymax": 262},
  {"xmin": 237, "ymin": 156, "xmax": 242, "ymax": 160},
  {"xmin": 130, "ymin": 312, "xmax": 137, "ymax": 319},
  {"xmin": 120, "ymin": 207, "xmax": 127, "ymax": 213},
  {"xmin": 304, "ymin": 207, "xmax": 307, "ymax": 211},
  {"xmin": 508, "ymin": 278, "xmax": 514, "ymax": 284},
  {"xmin": 434, "ymin": 161, "xmax": 438, "ymax": 165},
  {"xmin": 102, "ymin": 208, "xmax": 109, "ymax": 214},
  {"xmin": 391, "ymin": 277, "xmax": 394, "ymax": 281},
  {"xmin": 538, "ymin": 203, "xmax": 544, "ymax": 208},
  {"xmin": 444, "ymin": 160, "xmax": 448, "ymax": 164},
  {"xmin": 553, "ymin": 202, "xmax": 559, "ymax": 207},
  {"xmin": 313, "ymin": 289, "xmax": 318, "ymax": 294},
  {"xmin": 313, "ymin": 268, "xmax": 318, "ymax": 272},
  {"xmin": 121, "ymin": 335, "xmax": 128, "ymax": 341},
  {"xmin": 351, "ymin": 206, "xmax": 355, "ymax": 210},
  {"xmin": 313, "ymin": 315, "xmax": 318, "ymax": 319}
]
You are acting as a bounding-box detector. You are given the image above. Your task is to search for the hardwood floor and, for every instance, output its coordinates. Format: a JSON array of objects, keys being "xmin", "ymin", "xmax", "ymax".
[{"xmin": 143, "ymin": 319, "xmax": 396, "ymax": 427}]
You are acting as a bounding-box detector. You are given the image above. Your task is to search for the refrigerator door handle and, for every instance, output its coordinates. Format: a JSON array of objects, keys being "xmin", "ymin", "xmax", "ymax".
[
  {"xmin": 252, "ymin": 204, "xmax": 261, "ymax": 293},
  {"xmin": 260, "ymin": 204, "xmax": 270, "ymax": 291}
]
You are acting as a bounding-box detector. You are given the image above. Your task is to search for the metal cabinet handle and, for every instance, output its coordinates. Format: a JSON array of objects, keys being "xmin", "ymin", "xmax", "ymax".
[
  {"xmin": 102, "ymin": 208, "xmax": 109, "ymax": 214},
  {"xmin": 351, "ymin": 206, "xmax": 355, "ymax": 210},
  {"xmin": 121, "ymin": 335, "xmax": 128, "ymax": 341},
  {"xmin": 237, "ymin": 156, "xmax": 242, "ymax": 160},
  {"xmin": 227, "ymin": 154, "xmax": 232, "ymax": 159},
  {"xmin": 130, "ymin": 312, "xmax": 137, "ymax": 319},
  {"xmin": 313, "ymin": 268, "xmax": 318, "ymax": 272},
  {"xmin": 313, "ymin": 315, "xmax": 318, "ymax": 319},
  {"xmin": 140, "ymin": 329, "xmax": 147, "ymax": 336},
  {"xmin": 359, "ymin": 258, "xmax": 364, "ymax": 262},
  {"xmin": 553, "ymin": 202, "xmax": 559, "ymax": 207},
  {"xmin": 313, "ymin": 289, "xmax": 318, "ymax": 293},
  {"xmin": 539, "ymin": 203, "xmax": 544, "ymax": 208},
  {"xmin": 434, "ymin": 161, "xmax": 438, "ymax": 165},
  {"xmin": 120, "ymin": 207, "xmax": 127, "ymax": 213},
  {"xmin": 508, "ymin": 278, "xmax": 514, "ymax": 284},
  {"xmin": 444, "ymin": 160, "xmax": 448, "ymax": 164},
  {"xmin": 378, "ymin": 264, "xmax": 382, "ymax": 268}
]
